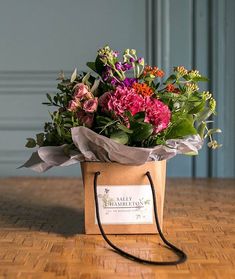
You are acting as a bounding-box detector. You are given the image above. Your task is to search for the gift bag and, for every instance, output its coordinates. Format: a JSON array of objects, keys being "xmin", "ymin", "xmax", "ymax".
[
  {"xmin": 81, "ymin": 160, "xmax": 166, "ymax": 234},
  {"xmin": 81, "ymin": 160, "xmax": 187, "ymax": 265}
]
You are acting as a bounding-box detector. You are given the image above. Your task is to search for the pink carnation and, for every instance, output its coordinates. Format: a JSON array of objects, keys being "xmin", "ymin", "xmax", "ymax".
[
  {"xmin": 144, "ymin": 97, "xmax": 171, "ymax": 133},
  {"xmin": 83, "ymin": 97, "xmax": 98, "ymax": 113},
  {"xmin": 74, "ymin": 83, "xmax": 89, "ymax": 99},
  {"xmin": 107, "ymin": 86, "xmax": 145, "ymax": 116}
]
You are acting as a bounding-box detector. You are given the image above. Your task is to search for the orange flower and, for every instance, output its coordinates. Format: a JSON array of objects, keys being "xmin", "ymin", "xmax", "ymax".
[
  {"xmin": 166, "ymin": 84, "xmax": 180, "ymax": 93},
  {"xmin": 166, "ymin": 84, "xmax": 175, "ymax": 92},
  {"xmin": 132, "ymin": 82, "xmax": 153, "ymax": 97},
  {"xmin": 143, "ymin": 65, "xmax": 165, "ymax": 78}
]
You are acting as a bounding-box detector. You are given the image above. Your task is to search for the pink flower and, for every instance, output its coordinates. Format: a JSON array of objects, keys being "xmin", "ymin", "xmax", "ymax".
[
  {"xmin": 77, "ymin": 110, "xmax": 94, "ymax": 128},
  {"xmin": 99, "ymin": 91, "xmax": 112, "ymax": 112},
  {"xmin": 83, "ymin": 97, "xmax": 98, "ymax": 113},
  {"xmin": 67, "ymin": 99, "xmax": 80, "ymax": 112},
  {"xmin": 144, "ymin": 97, "xmax": 171, "ymax": 133},
  {"xmin": 107, "ymin": 86, "xmax": 145, "ymax": 117},
  {"xmin": 73, "ymin": 83, "xmax": 89, "ymax": 99}
]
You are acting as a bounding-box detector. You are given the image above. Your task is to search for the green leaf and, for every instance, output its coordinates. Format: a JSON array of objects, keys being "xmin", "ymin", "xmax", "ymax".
[
  {"xmin": 133, "ymin": 111, "xmax": 145, "ymax": 121},
  {"xmin": 116, "ymin": 123, "xmax": 133, "ymax": 134},
  {"xmin": 131, "ymin": 122, "xmax": 153, "ymax": 142},
  {"xmin": 198, "ymin": 122, "xmax": 206, "ymax": 138},
  {"xmin": 70, "ymin": 68, "xmax": 77, "ymax": 83},
  {"xmin": 205, "ymin": 128, "xmax": 222, "ymax": 138},
  {"xmin": 46, "ymin": 93, "xmax": 52, "ymax": 103},
  {"xmin": 165, "ymin": 74, "xmax": 176, "ymax": 85},
  {"xmin": 91, "ymin": 79, "xmax": 100, "ymax": 94},
  {"xmin": 188, "ymin": 101, "xmax": 206, "ymax": 114},
  {"xmin": 196, "ymin": 107, "xmax": 213, "ymax": 124},
  {"xmin": 36, "ymin": 133, "xmax": 44, "ymax": 146},
  {"xmin": 82, "ymin": 72, "xmax": 91, "ymax": 85},
  {"xmin": 63, "ymin": 123, "xmax": 72, "ymax": 128},
  {"xmin": 25, "ymin": 138, "xmax": 36, "ymax": 148},
  {"xmin": 95, "ymin": 57, "xmax": 105, "ymax": 76},
  {"xmin": 86, "ymin": 62, "xmax": 97, "ymax": 72},
  {"xmin": 193, "ymin": 76, "xmax": 209, "ymax": 82},
  {"xmin": 110, "ymin": 131, "xmax": 129, "ymax": 145},
  {"xmin": 166, "ymin": 118, "xmax": 197, "ymax": 139},
  {"xmin": 96, "ymin": 116, "xmax": 113, "ymax": 125}
]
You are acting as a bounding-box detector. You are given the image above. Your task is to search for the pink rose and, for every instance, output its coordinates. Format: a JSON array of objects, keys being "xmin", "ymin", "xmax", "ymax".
[
  {"xmin": 74, "ymin": 83, "xmax": 89, "ymax": 99},
  {"xmin": 77, "ymin": 110, "xmax": 94, "ymax": 128},
  {"xmin": 83, "ymin": 97, "xmax": 98, "ymax": 113},
  {"xmin": 67, "ymin": 99, "xmax": 80, "ymax": 112},
  {"xmin": 99, "ymin": 91, "xmax": 112, "ymax": 112}
]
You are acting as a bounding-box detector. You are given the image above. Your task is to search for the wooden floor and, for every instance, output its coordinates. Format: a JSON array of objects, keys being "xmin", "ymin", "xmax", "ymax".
[{"xmin": 0, "ymin": 177, "xmax": 234, "ymax": 279}]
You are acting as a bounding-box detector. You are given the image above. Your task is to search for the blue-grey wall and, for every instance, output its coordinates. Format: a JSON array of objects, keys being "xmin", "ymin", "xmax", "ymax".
[{"xmin": 0, "ymin": 0, "xmax": 234, "ymax": 177}]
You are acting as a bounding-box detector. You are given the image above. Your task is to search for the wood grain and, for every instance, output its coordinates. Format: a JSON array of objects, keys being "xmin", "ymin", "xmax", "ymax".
[{"xmin": 0, "ymin": 178, "xmax": 234, "ymax": 278}]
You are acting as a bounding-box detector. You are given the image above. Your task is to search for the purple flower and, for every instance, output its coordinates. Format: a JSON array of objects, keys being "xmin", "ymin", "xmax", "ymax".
[
  {"xmin": 130, "ymin": 57, "xmax": 135, "ymax": 63},
  {"xmin": 113, "ymin": 51, "xmax": 119, "ymax": 57},
  {"xmin": 115, "ymin": 62, "xmax": 122, "ymax": 71},
  {"xmin": 122, "ymin": 62, "xmax": 133, "ymax": 71},
  {"xmin": 137, "ymin": 57, "xmax": 144, "ymax": 64},
  {"xmin": 123, "ymin": 78, "xmax": 137, "ymax": 87},
  {"xmin": 110, "ymin": 77, "xmax": 120, "ymax": 86}
]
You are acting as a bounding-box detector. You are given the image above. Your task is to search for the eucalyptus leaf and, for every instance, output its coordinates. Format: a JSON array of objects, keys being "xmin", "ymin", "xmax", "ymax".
[
  {"xmin": 36, "ymin": 133, "xmax": 44, "ymax": 146},
  {"xmin": 46, "ymin": 93, "xmax": 52, "ymax": 103},
  {"xmin": 91, "ymin": 79, "xmax": 100, "ymax": 94},
  {"xmin": 70, "ymin": 68, "xmax": 77, "ymax": 83},
  {"xmin": 25, "ymin": 138, "xmax": 36, "ymax": 148},
  {"xmin": 82, "ymin": 72, "xmax": 91, "ymax": 85}
]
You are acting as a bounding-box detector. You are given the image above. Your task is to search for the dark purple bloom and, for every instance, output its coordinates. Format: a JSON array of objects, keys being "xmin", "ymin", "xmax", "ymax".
[
  {"xmin": 130, "ymin": 57, "xmax": 135, "ymax": 63},
  {"xmin": 123, "ymin": 78, "xmax": 137, "ymax": 87},
  {"xmin": 115, "ymin": 62, "xmax": 122, "ymax": 71},
  {"xmin": 122, "ymin": 62, "xmax": 133, "ymax": 71},
  {"xmin": 102, "ymin": 66, "xmax": 112, "ymax": 81}
]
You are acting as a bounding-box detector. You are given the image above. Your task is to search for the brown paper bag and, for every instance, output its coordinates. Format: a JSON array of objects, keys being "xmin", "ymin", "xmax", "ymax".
[{"xmin": 81, "ymin": 160, "xmax": 166, "ymax": 235}]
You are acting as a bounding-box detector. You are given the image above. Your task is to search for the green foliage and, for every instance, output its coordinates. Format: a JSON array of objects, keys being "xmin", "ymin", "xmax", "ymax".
[{"xmin": 166, "ymin": 118, "xmax": 197, "ymax": 139}]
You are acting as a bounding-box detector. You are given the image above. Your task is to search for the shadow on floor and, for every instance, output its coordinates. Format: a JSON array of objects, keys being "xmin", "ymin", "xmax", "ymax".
[{"xmin": 0, "ymin": 194, "xmax": 85, "ymax": 236}]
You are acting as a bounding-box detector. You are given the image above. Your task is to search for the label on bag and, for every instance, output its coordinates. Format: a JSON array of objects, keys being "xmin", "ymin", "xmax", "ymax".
[{"xmin": 95, "ymin": 185, "xmax": 153, "ymax": 225}]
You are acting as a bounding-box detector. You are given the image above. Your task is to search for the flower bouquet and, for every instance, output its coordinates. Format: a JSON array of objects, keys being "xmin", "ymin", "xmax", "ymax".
[{"xmin": 22, "ymin": 46, "xmax": 221, "ymax": 265}]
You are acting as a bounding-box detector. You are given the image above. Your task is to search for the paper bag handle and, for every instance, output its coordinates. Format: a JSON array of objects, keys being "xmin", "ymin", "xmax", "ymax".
[{"xmin": 93, "ymin": 171, "xmax": 187, "ymax": 265}]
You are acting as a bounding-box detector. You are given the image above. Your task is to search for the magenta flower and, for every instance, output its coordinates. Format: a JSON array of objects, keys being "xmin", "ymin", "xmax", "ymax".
[
  {"xmin": 83, "ymin": 97, "xmax": 98, "ymax": 113},
  {"xmin": 144, "ymin": 97, "xmax": 171, "ymax": 133},
  {"xmin": 107, "ymin": 86, "xmax": 145, "ymax": 116}
]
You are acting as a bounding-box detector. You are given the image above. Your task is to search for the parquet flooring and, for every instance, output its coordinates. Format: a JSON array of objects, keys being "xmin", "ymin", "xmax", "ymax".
[{"xmin": 0, "ymin": 177, "xmax": 234, "ymax": 279}]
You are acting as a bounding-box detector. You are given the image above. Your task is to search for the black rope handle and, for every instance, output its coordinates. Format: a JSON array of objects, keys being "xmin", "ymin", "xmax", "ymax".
[{"xmin": 93, "ymin": 171, "xmax": 187, "ymax": 265}]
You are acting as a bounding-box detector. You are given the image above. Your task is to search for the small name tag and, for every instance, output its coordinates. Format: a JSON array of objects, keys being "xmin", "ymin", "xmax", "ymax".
[{"xmin": 96, "ymin": 185, "xmax": 153, "ymax": 225}]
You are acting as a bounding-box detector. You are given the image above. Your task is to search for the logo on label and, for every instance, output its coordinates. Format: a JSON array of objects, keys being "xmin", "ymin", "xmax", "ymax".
[{"xmin": 96, "ymin": 185, "xmax": 153, "ymax": 225}]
